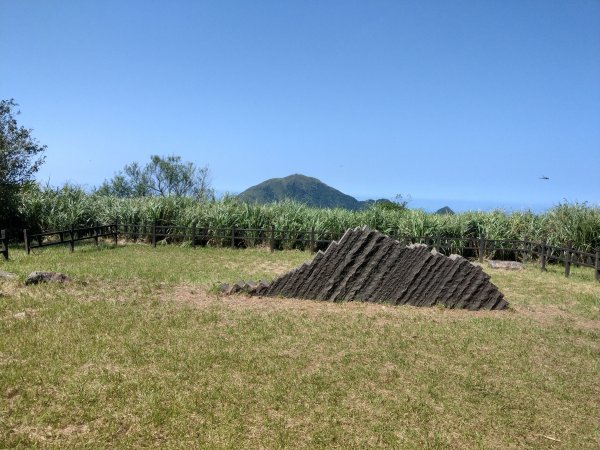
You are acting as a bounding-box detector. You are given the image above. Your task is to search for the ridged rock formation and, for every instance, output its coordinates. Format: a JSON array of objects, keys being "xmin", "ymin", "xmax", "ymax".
[{"xmin": 221, "ymin": 227, "xmax": 508, "ymax": 310}]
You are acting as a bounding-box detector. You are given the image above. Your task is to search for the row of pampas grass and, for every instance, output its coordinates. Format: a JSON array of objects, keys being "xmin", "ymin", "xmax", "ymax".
[{"xmin": 15, "ymin": 184, "xmax": 600, "ymax": 252}]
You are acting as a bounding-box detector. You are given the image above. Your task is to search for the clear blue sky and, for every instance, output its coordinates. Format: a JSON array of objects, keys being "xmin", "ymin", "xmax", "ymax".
[{"xmin": 2, "ymin": 0, "xmax": 599, "ymax": 211}]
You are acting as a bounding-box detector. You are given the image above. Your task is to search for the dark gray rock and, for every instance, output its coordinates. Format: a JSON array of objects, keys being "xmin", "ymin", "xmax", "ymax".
[
  {"xmin": 255, "ymin": 227, "xmax": 507, "ymax": 310},
  {"xmin": 218, "ymin": 280, "xmax": 271, "ymax": 296},
  {"xmin": 25, "ymin": 271, "xmax": 71, "ymax": 285},
  {"xmin": 218, "ymin": 283, "xmax": 231, "ymax": 293},
  {"xmin": 488, "ymin": 260, "xmax": 523, "ymax": 270}
]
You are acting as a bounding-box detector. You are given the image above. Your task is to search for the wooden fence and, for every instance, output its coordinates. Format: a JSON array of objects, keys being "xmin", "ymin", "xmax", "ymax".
[
  {"xmin": 1, "ymin": 229, "xmax": 7, "ymax": 261},
  {"xmin": 117, "ymin": 222, "xmax": 339, "ymax": 253},
  {"xmin": 23, "ymin": 223, "xmax": 117, "ymax": 255},
  {"xmin": 15, "ymin": 223, "xmax": 600, "ymax": 282}
]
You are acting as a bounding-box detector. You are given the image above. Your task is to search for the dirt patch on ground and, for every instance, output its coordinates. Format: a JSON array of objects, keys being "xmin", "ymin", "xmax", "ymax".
[
  {"xmin": 10, "ymin": 424, "xmax": 90, "ymax": 442},
  {"xmin": 515, "ymin": 303, "xmax": 599, "ymax": 331},
  {"xmin": 165, "ymin": 283, "xmax": 599, "ymax": 332},
  {"xmin": 166, "ymin": 284, "xmax": 511, "ymax": 323}
]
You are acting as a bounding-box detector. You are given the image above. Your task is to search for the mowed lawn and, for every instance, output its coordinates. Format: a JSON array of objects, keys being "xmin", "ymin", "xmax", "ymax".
[{"xmin": 1, "ymin": 243, "xmax": 598, "ymax": 449}]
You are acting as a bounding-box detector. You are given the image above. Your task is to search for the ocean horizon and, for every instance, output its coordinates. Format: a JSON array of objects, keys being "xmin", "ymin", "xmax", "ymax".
[
  {"xmin": 380, "ymin": 197, "xmax": 555, "ymax": 214},
  {"xmin": 214, "ymin": 190, "xmax": 596, "ymax": 214}
]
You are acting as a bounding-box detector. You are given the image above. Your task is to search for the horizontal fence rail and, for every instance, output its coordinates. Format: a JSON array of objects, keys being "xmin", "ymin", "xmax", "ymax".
[
  {"xmin": 24, "ymin": 223, "xmax": 117, "ymax": 254},
  {"xmin": 17, "ymin": 223, "xmax": 600, "ymax": 282},
  {"xmin": 117, "ymin": 223, "xmax": 339, "ymax": 253}
]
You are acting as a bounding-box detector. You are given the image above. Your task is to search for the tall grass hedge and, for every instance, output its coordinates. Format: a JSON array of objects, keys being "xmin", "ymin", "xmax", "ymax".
[{"xmin": 14, "ymin": 184, "xmax": 600, "ymax": 251}]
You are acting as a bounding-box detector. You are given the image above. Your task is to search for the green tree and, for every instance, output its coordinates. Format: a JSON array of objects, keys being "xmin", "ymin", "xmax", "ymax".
[
  {"xmin": 0, "ymin": 99, "xmax": 46, "ymax": 230},
  {"xmin": 96, "ymin": 154, "xmax": 213, "ymax": 200},
  {"xmin": 370, "ymin": 194, "xmax": 410, "ymax": 211},
  {"xmin": 96, "ymin": 162, "xmax": 152, "ymax": 197}
]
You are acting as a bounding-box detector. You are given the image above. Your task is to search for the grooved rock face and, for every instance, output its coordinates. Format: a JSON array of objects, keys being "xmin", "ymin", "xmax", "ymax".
[{"xmin": 223, "ymin": 227, "xmax": 508, "ymax": 311}]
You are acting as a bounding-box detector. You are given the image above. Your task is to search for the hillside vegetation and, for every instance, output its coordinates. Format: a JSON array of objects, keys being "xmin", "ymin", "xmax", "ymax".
[
  {"xmin": 238, "ymin": 174, "xmax": 366, "ymax": 210},
  {"xmin": 15, "ymin": 185, "xmax": 600, "ymax": 251}
]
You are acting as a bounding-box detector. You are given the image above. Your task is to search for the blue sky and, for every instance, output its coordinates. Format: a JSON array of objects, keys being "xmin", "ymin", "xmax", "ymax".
[{"xmin": 2, "ymin": 0, "xmax": 599, "ymax": 211}]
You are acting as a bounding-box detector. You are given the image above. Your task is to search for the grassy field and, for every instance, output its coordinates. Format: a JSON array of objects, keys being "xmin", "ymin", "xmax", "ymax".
[{"xmin": 1, "ymin": 243, "xmax": 599, "ymax": 449}]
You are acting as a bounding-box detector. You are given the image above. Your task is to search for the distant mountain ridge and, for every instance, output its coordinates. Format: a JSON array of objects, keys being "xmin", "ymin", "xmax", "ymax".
[
  {"xmin": 435, "ymin": 206, "xmax": 455, "ymax": 215},
  {"xmin": 238, "ymin": 174, "xmax": 452, "ymax": 212},
  {"xmin": 237, "ymin": 174, "xmax": 367, "ymax": 210}
]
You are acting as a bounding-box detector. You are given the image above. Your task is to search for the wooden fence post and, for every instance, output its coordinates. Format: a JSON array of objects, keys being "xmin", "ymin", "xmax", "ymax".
[
  {"xmin": 564, "ymin": 240, "xmax": 573, "ymax": 277},
  {"xmin": 595, "ymin": 248, "xmax": 600, "ymax": 282},
  {"xmin": 231, "ymin": 226, "xmax": 236, "ymax": 248},
  {"xmin": 478, "ymin": 235, "xmax": 485, "ymax": 263},
  {"xmin": 523, "ymin": 236, "xmax": 529, "ymax": 263},
  {"xmin": 69, "ymin": 225, "xmax": 75, "ymax": 252},
  {"xmin": 152, "ymin": 221, "xmax": 157, "ymax": 248},
  {"xmin": 23, "ymin": 229, "xmax": 30, "ymax": 255},
  {"xmin": 94, "ymin": 221, "xmax": 99, "ymax": 246},
  {"xmin": 435, "ymin": 234, "xmax": 441, "ymax": 252},
  {"xmin": 114, "ymin": 219, "xmax": 118, "ymax": 246},
  {"xmin": 269, "ymin": 225, "xmax": 275, "ymax": 252},
  {"xmin": 1, "ymin": 229, "xmax": 7, "ymax": 261},
  {"xmin": 539, "ymin": 239, "xmax": 547, "ymax": 271},
  {"xmin": 310, "ymin": 227, "xmax": 316, "ymax": 254},
  {"xmin": 191, "ymin": 224, "xmax": 196, "ymax": 248}
]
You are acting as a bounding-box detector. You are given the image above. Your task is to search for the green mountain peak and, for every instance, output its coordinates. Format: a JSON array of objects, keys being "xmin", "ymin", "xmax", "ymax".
[{"xmin": 237, "ymin": 174, "xmax": 364, "ymax": 210}]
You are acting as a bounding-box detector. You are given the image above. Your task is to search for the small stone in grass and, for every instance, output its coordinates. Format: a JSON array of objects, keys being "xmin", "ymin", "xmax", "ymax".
[{"xmin": 25, "ymin": 271, "xmax": 71, "ymax": 285}]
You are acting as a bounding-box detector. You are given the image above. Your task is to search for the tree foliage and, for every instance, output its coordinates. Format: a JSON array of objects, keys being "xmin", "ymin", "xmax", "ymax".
[
  {"xmin": 369, "ymin": 194, "xmax": 409, "ymax": 211},
  {"xmin": 0, "ymin": 99, "xmax": 46, "ymax": 186},
  {"xmin": 96, "ymin": 155, "xmax": 213, "ymax": 200},
  {"xmin": 0, "ymin": 98, "xmax": 46, "ymax": 229}
]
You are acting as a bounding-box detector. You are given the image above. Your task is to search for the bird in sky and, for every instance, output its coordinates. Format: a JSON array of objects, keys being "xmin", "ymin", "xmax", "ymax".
[{"xmin": 539, "ymin": 176, "xmax": 550, "ymax": 180}]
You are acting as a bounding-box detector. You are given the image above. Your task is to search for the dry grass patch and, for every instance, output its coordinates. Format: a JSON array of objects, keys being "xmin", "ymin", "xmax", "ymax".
[{"xmin": 516, "ymin": 303, "xmax": 599, "ymax": 331}]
